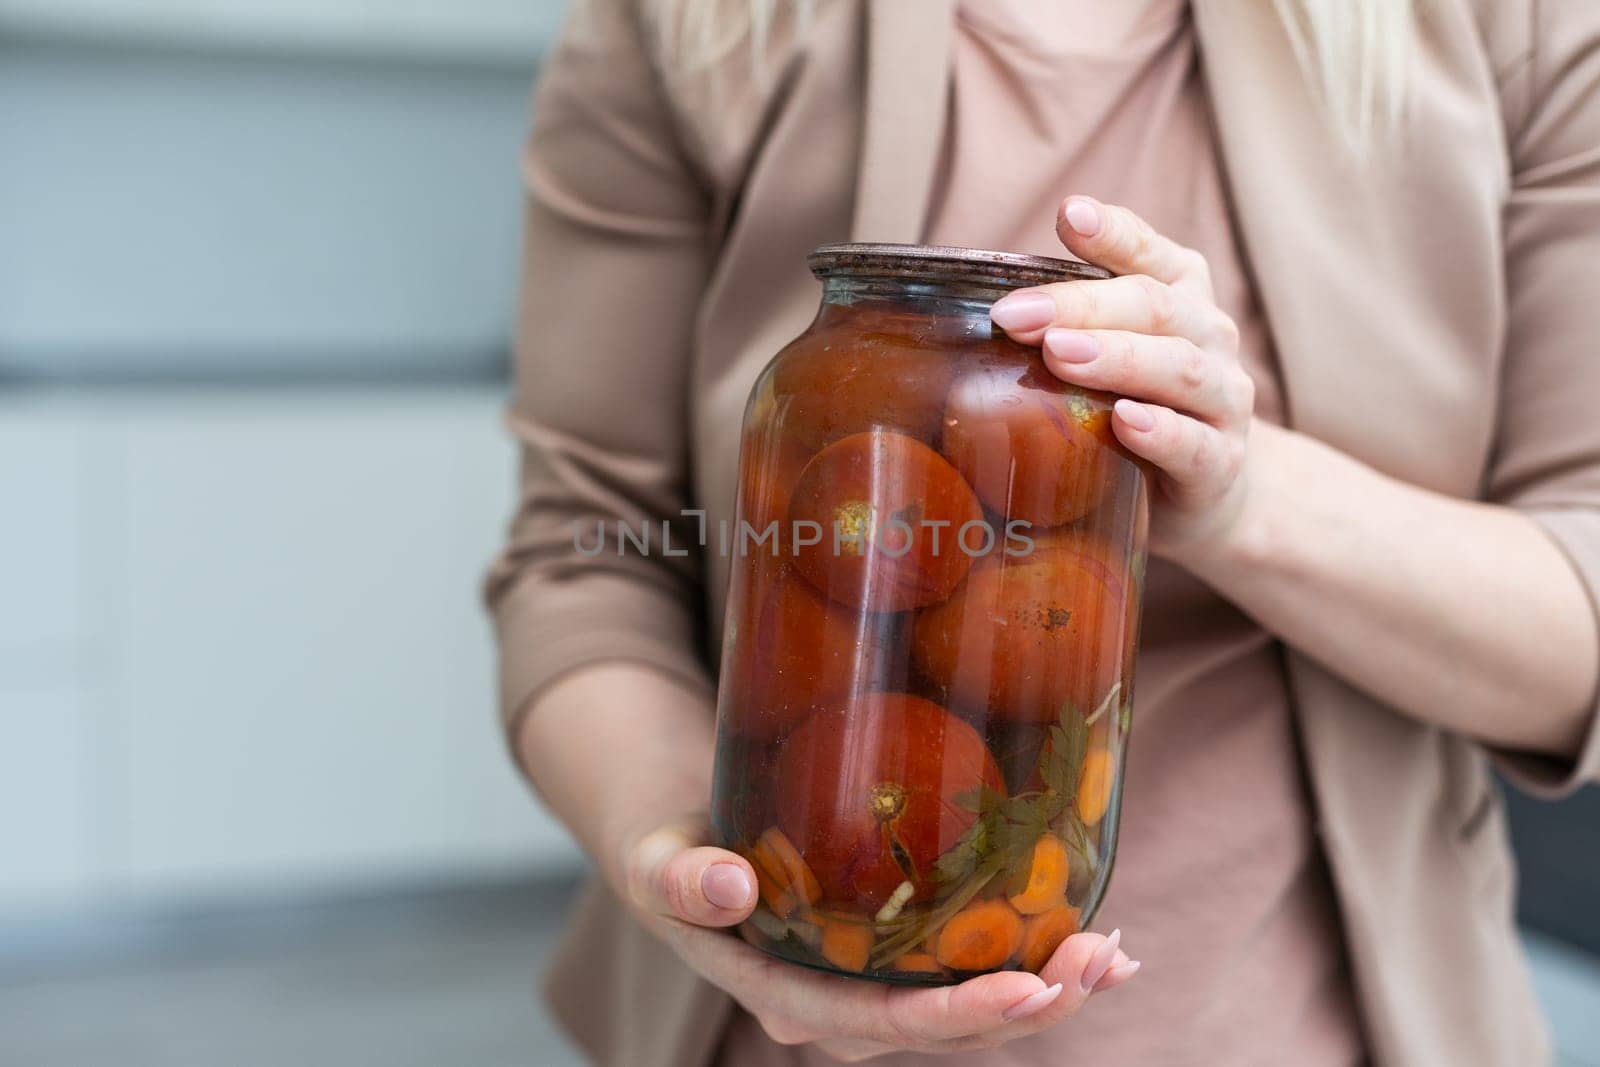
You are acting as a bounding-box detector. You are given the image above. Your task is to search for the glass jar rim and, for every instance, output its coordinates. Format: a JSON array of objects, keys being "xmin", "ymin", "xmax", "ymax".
[{"xmin": 808, "ymin": 243, "xmax": 1111, "ymax": 289}]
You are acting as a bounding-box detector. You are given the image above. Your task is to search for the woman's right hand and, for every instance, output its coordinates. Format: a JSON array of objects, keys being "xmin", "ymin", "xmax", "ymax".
[{"xmin": 621, "ymin": 814, "xmax": 1139, "ymax": 1062}]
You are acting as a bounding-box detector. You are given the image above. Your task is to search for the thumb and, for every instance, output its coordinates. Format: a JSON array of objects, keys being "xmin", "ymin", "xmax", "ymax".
[{"xmin": 625, "ymin": 814, "xmax": 759, "ymax": 928}]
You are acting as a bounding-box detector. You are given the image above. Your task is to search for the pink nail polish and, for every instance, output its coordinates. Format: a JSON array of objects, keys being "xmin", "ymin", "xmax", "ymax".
[
  {"xmin": 1044, "ymin": 328, "xmax": 1099, "ymax": 364},
  {"xmin": 702, "ymin": 864, "xmax": 753, "ymax": 910},
  {"xmin": 990, "ymin": 292, "xmax": 1056, "ymax": 333},
  {"xmin": 1064, "ymin": 199, "xmax": 1103, "ymax": 237},
  {"xmin": 1114, "ymin": 399, "xmax": 1157, "ymax": 432},
  {"xmin": 1093, "ymin": 959, "xmax": 1141, "ymax": 992},
  {"xmin": 1080, "ymin": 928, "xmax": 1122, "ymax": 991},
  {"xmin": 1002, "ymin": 982, "xmax": 1064, "ymax": 1022}
]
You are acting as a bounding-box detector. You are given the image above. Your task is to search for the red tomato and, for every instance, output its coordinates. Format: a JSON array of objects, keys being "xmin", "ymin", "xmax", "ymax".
[
  {"xmin": 771, "ymin": 313, "xmax": 959, "ymax": 451},
  {"xmin": 912, "ymin": 533, "xmax": 1132, "ymax": 723},
  {"xmin": 1071, "ymin": 521, "xmax": 1145, "ymax": 686},
  {"xmin": 775, "ymin": 694, "xmax": 1006, "ymax": 908},
  {"xmin": 724, "ymin": 565, "xmax": 902, "ymax": 741},
  {"xmin": 787, "ymin": 431, "xmax": 984, "ymax": 613},
  {"xmin": 737, "ymin": 423, "xmax": 815, "ymax": 540},
  {"xmin": 941, "ymin": 358, "xmax": 1120, "ymax": 527}
]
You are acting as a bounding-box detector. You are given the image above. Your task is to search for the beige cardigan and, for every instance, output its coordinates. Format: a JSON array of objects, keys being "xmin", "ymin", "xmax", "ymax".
[{"xmin": 486, "ymin": 1, "xmax": 1600, "ymax": 1063}]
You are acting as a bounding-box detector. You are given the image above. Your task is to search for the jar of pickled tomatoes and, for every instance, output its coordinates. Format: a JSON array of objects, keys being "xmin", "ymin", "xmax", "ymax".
[{"xmin": 711, "ymin": 244, "xmax": 1148, "ymax": 984}]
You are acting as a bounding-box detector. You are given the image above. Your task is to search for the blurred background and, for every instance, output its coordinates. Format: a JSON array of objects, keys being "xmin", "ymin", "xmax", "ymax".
[{"xmin": 0, "ymin": 2, "xmax": 1596, "ymax": 1064}]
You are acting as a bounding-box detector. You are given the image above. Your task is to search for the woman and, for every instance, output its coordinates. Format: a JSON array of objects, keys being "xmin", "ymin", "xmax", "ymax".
[{"xmin": 486, "ymin": 1, "xmax": 1600, "ymax": 1063}]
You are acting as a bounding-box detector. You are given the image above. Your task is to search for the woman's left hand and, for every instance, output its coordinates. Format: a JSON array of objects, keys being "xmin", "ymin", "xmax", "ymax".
[
  {"xmin": 988, "ymin": 195, "xmax": 1257, "ymax": 561},
  {"xmin": 988, "ymin": 198, "xmax": 1597, "ymax": 759}
]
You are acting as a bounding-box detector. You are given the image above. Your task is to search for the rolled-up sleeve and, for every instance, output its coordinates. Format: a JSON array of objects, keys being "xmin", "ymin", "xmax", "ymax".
[
  {"xmin": 485, "ymin": 0, "xmax": 717, "ymax": 748},
  {"xmin": 1484, "ymin": 2, "xmax": 1600, "ymax": 795}
]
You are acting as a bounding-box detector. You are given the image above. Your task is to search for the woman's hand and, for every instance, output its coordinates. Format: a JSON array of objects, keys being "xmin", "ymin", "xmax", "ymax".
[
  {"xmin": 620, "ymin": 814, "xmax": 1138, "ymax": 1062},
  {"xmin": 984, "ymin": 199, "xmax": 1596, "ymax": 756},
  {"xmin": 989, "ymin": 195, "xmax": 1257, "ymax": 562}
]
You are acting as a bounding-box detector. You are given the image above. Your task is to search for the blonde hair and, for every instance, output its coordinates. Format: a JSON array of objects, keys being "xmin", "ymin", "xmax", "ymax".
[
  {"xmin": 645, "ymin": 0, "xmax": 1413, "ymax": 149},
  {"xmin": 1270, "ymin": 0, "xmax": 1414, "ymax": 147}
]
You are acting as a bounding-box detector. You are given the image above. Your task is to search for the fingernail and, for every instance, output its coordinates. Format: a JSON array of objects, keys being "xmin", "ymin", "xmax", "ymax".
[
  {"xmin": 1064, "ymin": 198, "xmax": 1103, "ymax": 237},
  {"xmin": 990, "ymin": 292, "xmax": 1057, "ymax": 333},
  {"xmin": 1002, "ymin": 982, "xmax": 1064, "ymax": 1022},
  {"xmin": 1093, "ymin": 959, "xmax": 1141, "ymax": 992},
  {"xmin": 1080, "ymin": 928, "xmax": 1122, "ymax": 992},
  {"xmin": 1044, "ymin": 328, "xmax": 1099, "ymax": 364},
  {"xmin": 1114, "ymin": 399, "xmax": 1157, "ymax": 432},
  {"xmin": 702, "ymin": 864, "xmax": 754, "ymax": 910}
]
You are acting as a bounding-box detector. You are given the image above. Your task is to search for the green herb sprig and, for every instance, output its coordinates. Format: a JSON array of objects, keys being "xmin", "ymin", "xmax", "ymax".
[{"xmin": 865, "ymin": 685, "xmax": 1124, "ymax": 970}]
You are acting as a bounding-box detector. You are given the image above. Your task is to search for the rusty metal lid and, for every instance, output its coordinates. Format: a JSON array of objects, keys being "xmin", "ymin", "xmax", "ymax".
[{"xmin": 808, "ymin": 243, "xmax": 1111, "ymax": 288}]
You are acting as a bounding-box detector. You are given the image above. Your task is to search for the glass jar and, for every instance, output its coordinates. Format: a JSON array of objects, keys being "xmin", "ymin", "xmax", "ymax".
[{"xmin": 711, "ymin": 244, "xmax": 1148, "ymax": 984}]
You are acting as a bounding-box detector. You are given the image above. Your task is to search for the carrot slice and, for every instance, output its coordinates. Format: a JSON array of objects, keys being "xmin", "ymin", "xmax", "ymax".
[
  {"xmin": 1019, "ymin": 904, "xmax": 1082, "ymax": 973},
  {"xmin": 1006, "ymin": 835, "xmax": 1071, "ymax": 915},
  {"xmin": 819, "ymin": 917, "xmax": 875, "ymax": 973},
  {"xmin": 764, "ymin": 828, "xmax": 823, "ymax": 904},
  {"xmin": 1076, "ymin": 750, "xmax": 1115, "ymax": 825},
  {"xmin": 743, "ymin": 850, "xmax": 795, "ymax": 918},
  {"xmin": 932, "ymin": 899, "xmax": 1024, "ymax": 972},
  {"xmin": 747, "ymin": 827, "xmax": 822, "ymax": 919},
  {"xmin": 890, "ymin": 952, "xmax": 943, "ymax": 974}
]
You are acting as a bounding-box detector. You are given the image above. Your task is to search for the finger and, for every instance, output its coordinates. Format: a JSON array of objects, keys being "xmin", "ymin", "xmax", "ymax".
[
  {"xmin": 625, "ymin": 816, "xmax": 757, "ymax": 928},
  {"xmin": 1093, "ymin": 958, "xmax": 1141, "ymax": 993},
  {"xmin": 663, "ymin": 923, "xmax": 853, "ymax": 1046},
  {"xmin": 990, "ymin": 274, "xmax": 1235, "ymax": 350},
  {"xmin": 873, "ymin": 970, "xmax": 1062, "ymax": 1045},
  {"xmin": 855, "ymin": 972, "xmax": 1072, "ymax": 1056},
  {"xmin": 792, "ymin": 967, "xmax": 1057, "ymax": 1048},
  {"xmin": 811, "ymin": 1037, "xmax": 896, "ymax": 1062},
  {"xmin": 1042, "ymin": 327, "xmax": 1251, "ymax": 425},
  {"xmin": 865, "ymin": 936, "xmax": 1143, "ymax": 1058},
  {"xmin": 664, "ymin": 924, "xmax": 880, "ymax": 1045},
  {"xmin": 672, "ymin": 918, "xmax": 1057, "ymax": 1049},
  {"xmin": 1056, "ymin": 195, "xmax": 1213, "ymax": 297},
  {"xmin": 986, "ymin": 930, "xmax": 1133, "ymax": 1040},
  {"xmin": 1111, "ymin": 400, "xmax": 1244, "ymax": 496}
]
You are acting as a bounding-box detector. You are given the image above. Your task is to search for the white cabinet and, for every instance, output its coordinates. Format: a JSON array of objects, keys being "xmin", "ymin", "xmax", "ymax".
[
  {"xmin": 0, "ymin": 408, "xmax": 96, "ymax": 913},
  {"xmin": 0, "ymin": 683, "xmax": 94, "ymax": 911},
  {"xmin": 0, "ymin": 410, "xmax": 86, "ymax": 652},
  {"xmin": 0, "ymin": 387, "xmax": 581, "ymax": 918}
]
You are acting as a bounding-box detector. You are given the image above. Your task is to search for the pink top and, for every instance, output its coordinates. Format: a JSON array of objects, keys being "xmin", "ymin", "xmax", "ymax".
[{"xmin": 717, "ymin": 1, "xmax": 1365, "ymax": 1062}]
